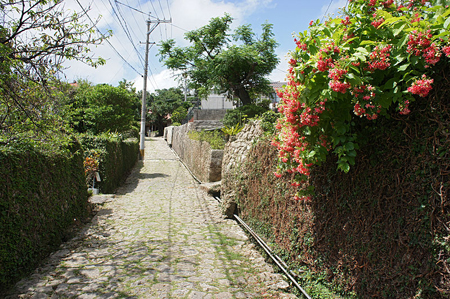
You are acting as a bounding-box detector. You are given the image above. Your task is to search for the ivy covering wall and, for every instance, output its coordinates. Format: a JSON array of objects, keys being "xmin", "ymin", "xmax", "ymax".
[
  {"xmin": 231, "ymin": 76, "xmax": 450, "ymax": 298},
  {"xmin": 0, "ymin": 139, "xmax": 89, "ymax": 291},
  {"xmin": 79, "ymin": 134, "xmax": 139, "ymax": 194}
]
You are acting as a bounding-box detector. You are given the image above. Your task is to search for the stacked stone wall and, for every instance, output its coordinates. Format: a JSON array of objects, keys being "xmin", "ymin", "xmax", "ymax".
[
  {"xmin": 221, "ymin": 121, "xmax": 264, "ymax": 217},
  {"xmin": 167, "ymin": 123, "xmax": 223, "ymax": 182}
]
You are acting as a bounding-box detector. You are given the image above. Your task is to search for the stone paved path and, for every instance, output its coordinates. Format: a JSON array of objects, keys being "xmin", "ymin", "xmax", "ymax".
[{"xmin": 5, "ymin": 137, "xmax": 297, "ymax": 299}]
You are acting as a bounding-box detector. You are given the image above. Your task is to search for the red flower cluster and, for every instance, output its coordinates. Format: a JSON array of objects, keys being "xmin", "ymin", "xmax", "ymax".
[
  {"xmin": 422, "ymin": 43, "xmax": 441, "ymax": 65},
  {"xmin": 274, "ymin": 81, "xmax": 329, "ymax": 188},
  {"xmin": 317, "ymin": 57, "xmax": 333, "ymax": 72},
  {"xmin": 407, "ymin": 74, "xmax": 433, "ymax": 97},
  {"xmin": 341, "ymin": 16, "xmax": 351, "ymax": 26},
  {"xmin": 366, "ymin": 45, "xmax": 392, "ymax": 71},
  {"xmin": 443, "ymin": 45, "xmax": 450, "ymax": 57},
  {"xmin": 328, "ymin": 67, "xmax": 347, "ymax": 81},
  {"xmin": 289, "ymin": 58, "xmax": 298, "ymax": 67},
  {"xmin": 329, "ymin": 80, "xmax": 351, "ymax": 93},
  {"xmin": 371, "ymin": 13, "xmax": 385, "ymax": 28},
  {"xmin": 398, "ymin": 100, "xmax": 410, "ymax": 115},
  {"xmin": 381, "ymin": 0, "xmax": 394, "ymax": 7},
  {"xmin": 294, "ymin": 38, "xmax": 307, "ymax": 51},
  {"xmin": 411, "ymin": 12, "xmax": 421, "ymax": 23},
  {"xmin": 407, "ymin": 30, "xmax": 442, "ymax": 66},
  {"xmin": 316, "ymin": 43, "xmax": 340, "ymax": 72},
  {"xmin": 351, "ymin": 85, "xmax": 381, "ymax": 119}
]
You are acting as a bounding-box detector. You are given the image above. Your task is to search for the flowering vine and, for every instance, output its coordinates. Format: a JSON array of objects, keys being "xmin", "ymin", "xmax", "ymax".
[{"xmin": 273, "ymin": 0, "xmax": 450, "ymax": 201}]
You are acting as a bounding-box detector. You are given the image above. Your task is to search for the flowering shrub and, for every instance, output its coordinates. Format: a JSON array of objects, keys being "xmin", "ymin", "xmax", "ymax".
[
  {"xmin": 274, "ymin": 0, "xmax": 450, "ymax": 200},
  {"xmin": 83, "ymin": 151, "xmax": 100, "ymax": 187}
]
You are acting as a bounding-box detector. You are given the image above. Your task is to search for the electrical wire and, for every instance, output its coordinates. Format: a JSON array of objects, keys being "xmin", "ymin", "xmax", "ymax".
[
  {"xmin": 74, "ymin": 0, "xmax": 143, "ymax": 76},
  {"xmin": 122, "ymin": 0, "xmax": 146, "ymax": 38},
  {"xmin": 321, "ymin": 0, "xmax": 334, "ymax": 22},
  {"xmin": 158, "ymin": 0, "xmax": 166, "ymax": 20},
  {"xmin": 110, "ymin": 0, "xmax": 145, "ymax": 67},
  {"xmin": 116, "ymin": 0, "xmax": 151, "ymax": 16},
  {"xmin": 166, "ymin": 0, "xmax": 172, "ymax": 20},
  {"xmin": 96, "ymin": 0, "xmax": 144, "ymax": 74},
  {"xmin": 157, "ymin": 0, "xmax": 168, "ymax": 40}
]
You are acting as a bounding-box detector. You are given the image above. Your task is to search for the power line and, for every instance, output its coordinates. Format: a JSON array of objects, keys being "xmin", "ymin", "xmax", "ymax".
[
  {"xmin": 115, "ymin": 0, "xmax": 151, "ymax": 16},
  {"xmin": 166, "ymin": 0, "xmax": 172, "ymax": 19},
  {"xmin": 171, "ymin": 23, "xmax": 188, "ymax": 32},
  {"xmin": 109, "ymin": 0, "xmax": 145, "ymax": 67},
  {"xmin": 96, "ymin": 0, "xmax": 140, "ymax": 65},
  {"xmin": 321, "ymin": 0, "xmax": 334, "ymax": 22},
  {"xmin": 74, "ymin": 0, "xmax": 143, "ymax": 76},
  {"xmin": 158, "ymin": 0, "xmax": 166, "ymax": 20},
  {"xmin": 149, "ymin": 0, "xmax": 160, "ymax": 20},
  {"xmin": 123, "ymin": 0, "xmax": 146, "ymax": 37}
]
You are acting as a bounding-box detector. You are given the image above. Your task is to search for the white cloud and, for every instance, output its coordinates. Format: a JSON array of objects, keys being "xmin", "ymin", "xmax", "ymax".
[
  {"xmin": 132, "ymin": 69, "xmax": 182, "ymax": 93},
  {"xmin": 62, "ymin": 0, "xmax": 275, "ymax": 89},
  {"xmin": 269, "ymin": 49, "xmax": 290, "ymax": 83}
]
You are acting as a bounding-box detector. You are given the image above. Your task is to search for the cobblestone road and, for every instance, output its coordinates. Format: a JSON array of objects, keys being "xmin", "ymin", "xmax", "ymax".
[{"xmin": 5, "ymin": 137, "xmax": 296, "ymax": 299}]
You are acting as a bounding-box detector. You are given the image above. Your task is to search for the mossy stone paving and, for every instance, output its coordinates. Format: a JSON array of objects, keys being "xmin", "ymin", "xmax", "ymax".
[{"xmin": 5, "ymin": 137, "xmax": 296, "ymax": 299}]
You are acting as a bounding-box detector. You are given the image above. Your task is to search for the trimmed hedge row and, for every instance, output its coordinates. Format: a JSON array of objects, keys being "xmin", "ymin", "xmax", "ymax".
[
  {"xmin": 79, "ymin": 134, "xmax": 139, "ymax": 194},
  {"xmin": 0, "ymin": 139, "xmax": 89, "ymax": 292}
]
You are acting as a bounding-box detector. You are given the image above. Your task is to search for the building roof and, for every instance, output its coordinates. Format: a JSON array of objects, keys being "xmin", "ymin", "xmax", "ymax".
[{"xmin": 269, "ymin": 81, "xmax": 286, "ymax": 90}]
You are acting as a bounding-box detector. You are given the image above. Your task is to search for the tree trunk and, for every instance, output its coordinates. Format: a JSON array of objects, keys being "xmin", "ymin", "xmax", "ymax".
[{"xmin": 233, "ymin": 86, "xmax": 252, "ymax": 106}]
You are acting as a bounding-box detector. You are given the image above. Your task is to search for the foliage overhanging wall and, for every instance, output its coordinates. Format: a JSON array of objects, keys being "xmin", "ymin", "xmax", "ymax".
[{"xmin": 233, "ymin": 82, "xmax": 450, "ymax": 298}]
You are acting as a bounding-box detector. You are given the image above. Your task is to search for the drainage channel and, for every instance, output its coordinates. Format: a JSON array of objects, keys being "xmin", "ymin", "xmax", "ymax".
[
  {"xmin": 213, "ymin": 196, "xmax": 312, "ymax": 299},
  {"xmin": 168, "ymin": 145, "xmax": 311, "ymax": 298}
]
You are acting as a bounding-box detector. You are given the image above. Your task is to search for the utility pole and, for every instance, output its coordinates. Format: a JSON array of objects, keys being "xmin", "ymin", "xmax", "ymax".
[{"xmin": 139, "ymin": 16, "xmax": 171, "ymax": 160}]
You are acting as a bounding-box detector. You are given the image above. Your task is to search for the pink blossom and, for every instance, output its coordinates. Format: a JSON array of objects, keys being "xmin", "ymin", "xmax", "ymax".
[{"xmin": 407, "ymin": 74, "xmax": 433, "ymax": 97}]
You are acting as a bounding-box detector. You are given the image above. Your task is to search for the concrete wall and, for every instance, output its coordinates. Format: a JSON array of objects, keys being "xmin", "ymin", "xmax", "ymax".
[
  {"xmin": 194, "ymin": 109, "xmax": 229, "ymax": 121},
  {"xmin": 164, "ymin": 126, "xmax": 174, "ymax": 146},
  {"xmin": 169, "ymin": 123, "xmax": 223, "ymax": 182},
  {"xmin": 201, "ymin": 94, "xmax": 234, "ymax": 110}
]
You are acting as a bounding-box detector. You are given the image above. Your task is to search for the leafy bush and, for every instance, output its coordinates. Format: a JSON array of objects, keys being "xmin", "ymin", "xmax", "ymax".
[
  {"xmin": 188, "ymin": 130, "xmax": 226, "ymax": 149},
  {"xmin": 122, "ymin": 126, "xmax": 140, "ymax": 139},
  {"xmin": 221, "ymin": 124, "xmax": 244, "ymax": 137},
  {"xmin": 63, "ymin": 83, "xmax": 136, "ymax": 135},
  {"xmin": 222, "ymin": 104, "xmax": 269, "ymax": 127},
  {"xmin": 171, "ymin": 106, "xmax": 188, "ymax": 124},
  {"xmin": 273, "ymin": 0, "xmax": 450, "ymax": 200},
  {"xmin": 259, "ymin": 110, "xmax": 281, "ymax": 134}
]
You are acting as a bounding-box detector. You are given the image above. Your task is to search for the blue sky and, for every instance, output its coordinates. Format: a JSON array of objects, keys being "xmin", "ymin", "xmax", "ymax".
[{"xmin": 63, "ymin": 0, "xmax": 348, "ymax": 92}]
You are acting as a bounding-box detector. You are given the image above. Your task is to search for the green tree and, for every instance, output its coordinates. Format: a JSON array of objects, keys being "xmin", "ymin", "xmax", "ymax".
[
  {"xmin": 118, "ymin": 79, "xmax": 141, "ymax": 122},
  {"xmin": 0, "ymin": 0, "xmax": 108, "ymax": 141},
  {"xmin": 64, "ymin": 82, "xmax": 136, "ymax": 135},
  {"xmin": 171, "ymin": 106, "xmax": 188, "ymax": 124},
  {"xmin": 158, "ymin": 14, "xmax": 279, "ymax": 106},
  {"xmin": 145, "ymin": 87, "xmax": 191, "ymax": 135}
]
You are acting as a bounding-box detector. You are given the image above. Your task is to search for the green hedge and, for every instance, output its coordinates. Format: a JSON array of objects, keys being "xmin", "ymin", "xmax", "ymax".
[
  {"xmin": 0, "ymin": 139, "xmax": 89, "ymax": 292},
  {"xmin": 79, "ymin": 134, "xmax": 139, "ymax": 194}
]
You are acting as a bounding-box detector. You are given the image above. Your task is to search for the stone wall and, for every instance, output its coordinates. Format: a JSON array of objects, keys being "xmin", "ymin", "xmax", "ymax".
[
  {"xmin": 168, "ymin": 123, "xmax": 223, "ymax": 182},
  {"xmin": 221, "ymin": 120, "xmax": 264, "ymax": 217}
]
